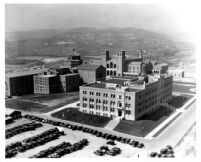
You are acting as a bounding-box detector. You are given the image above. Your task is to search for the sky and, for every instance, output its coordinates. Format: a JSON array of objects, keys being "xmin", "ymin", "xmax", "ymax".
[{"xmin": 5, "ymin": 3, "xmax": 198, "ymax": 36}]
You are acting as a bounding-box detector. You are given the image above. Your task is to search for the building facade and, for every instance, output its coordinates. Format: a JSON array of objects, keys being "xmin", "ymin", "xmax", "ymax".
[
  {"xmin": 5, "ymin": 69, "xmax": 47, "ymax": 96},
  {"xmin": 168, "ymin": 69, "xmax": 184, "ymax": 78},
  {"xmin": 34, "ymin": 74, "xmax": 60, "ymax": 94},
  {"xmin": 79, "ymin": 74, "xmax": 173, "ymax": 121},
  {"xmin": 77, "ymin": 64, "xmax": 106, "ymax": 84},
  {"xmin": 59, "ymin": 73, "xmax": 81, "ymax": 92}
]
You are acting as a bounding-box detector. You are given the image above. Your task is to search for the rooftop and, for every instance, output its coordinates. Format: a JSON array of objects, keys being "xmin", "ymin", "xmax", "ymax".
[
  {"xmin": 105, "ymin": 78, "xmax": 131, "ymax": 85},
  {"xmin": 6, "ymin": 68, "xmax": 48, "ymax": 78},
  {"xmin": 37, "ymin": 74, "xmax": 57, "ymax": 78},
  {"xmin": 77, "ymin": 64, "xmax": 101, "ymax": 71}
]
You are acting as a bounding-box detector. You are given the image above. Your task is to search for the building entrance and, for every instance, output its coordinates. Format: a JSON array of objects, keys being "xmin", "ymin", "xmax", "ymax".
[{"xmin": 118, "ymin": 109, "xmax": 122, "ymax": 117}]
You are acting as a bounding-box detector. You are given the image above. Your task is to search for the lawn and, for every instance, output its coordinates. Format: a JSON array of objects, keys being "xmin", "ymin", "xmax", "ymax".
[
  {"xmin": 5, "ymin": 92, "xmax": 79, "ymax": 113},
  {"xmin": 114, "ymin": 107, "xmax": 173, "ymax": 137},
  {"xmin": 173, "ymin": 84, "xmax": 196, "ymax": 94},
  {"xmin": 52, "ymin": 108, "xmax": 111, "ymax": 128},
  {"xmin": 168, "ymin": 95, "xmax": 191, "ymax": 108}
]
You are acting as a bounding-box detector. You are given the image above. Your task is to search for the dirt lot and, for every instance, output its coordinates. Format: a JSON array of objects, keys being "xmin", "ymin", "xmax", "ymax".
[{"xmin": 6, "ymin": 118, "xmax": 146, "ymax": 158}]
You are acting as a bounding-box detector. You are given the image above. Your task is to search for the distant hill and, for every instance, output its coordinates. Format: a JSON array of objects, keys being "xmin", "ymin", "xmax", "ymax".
[{"xmin": 5, "ymin": 27, "xmax": 195, "ymax": 64}]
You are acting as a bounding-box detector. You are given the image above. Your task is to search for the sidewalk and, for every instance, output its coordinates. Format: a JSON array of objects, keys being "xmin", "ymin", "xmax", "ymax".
[
  {"xmin": 44, "ymin": 101, "xmax": 80, "ymax": 115},
  {"xmin": 145, "ymin": 96, "xmax": 196, "ymax": 140}
]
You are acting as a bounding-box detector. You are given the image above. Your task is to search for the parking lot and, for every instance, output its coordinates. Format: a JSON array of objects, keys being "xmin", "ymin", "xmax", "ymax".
[{"xmin": 6, "ymin": 116, "xmax": 147, "ymax": 158}]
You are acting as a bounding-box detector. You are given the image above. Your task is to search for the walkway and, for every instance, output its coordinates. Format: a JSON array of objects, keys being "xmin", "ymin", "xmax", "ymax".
[
  {"xmin": 104, "ymin": 118, "xmax": 120, "ymax": 130},
  {"xmin": 44, "ymin": 101, "xmax": 80, "ymax": 115}
]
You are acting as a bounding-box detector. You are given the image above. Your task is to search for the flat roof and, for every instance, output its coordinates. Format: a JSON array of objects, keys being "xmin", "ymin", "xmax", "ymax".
[
  {"xmin": 37, "ymin": 74, "xmax": 57, "ymax": 78},
  {"xmin": 105, "ymin": 78, "xmax": 130, "ymax": 85},
  {"xmin": 6, "ymin": 68, "xmax": 48, "ymax": 78}
]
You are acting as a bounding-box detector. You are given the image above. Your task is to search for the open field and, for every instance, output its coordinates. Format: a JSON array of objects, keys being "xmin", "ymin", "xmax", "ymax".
[
  {"xmin": 52, "ymin": 108, "xmax": 111, "ymax": 128},
  {"xmin": 5, "ymin": 92, "xmax": 79, "ymax": 113},
  {"xmin": 114, "ymin": 107, "xmax": 173, "ymax": 137}
]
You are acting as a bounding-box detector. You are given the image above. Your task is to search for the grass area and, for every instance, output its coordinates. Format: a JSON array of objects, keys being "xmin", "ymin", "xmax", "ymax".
[
  {"xmin": 5, "ymin": 92, "xmax": 79, "ymax": 113},
  {"xmin": 114, "ymin": 107, "xmax": 173, "ymax": 137},
  {"xmin": 168, "ymin": 95, "xmax": 190, "ymax": 108},
  {"xmin": 173, "ymin": 84, "xmax": 196, "ymax": 94},
  {"xmin": 52, "ymin": 108, "xmax": 111, "ymax": 128}
]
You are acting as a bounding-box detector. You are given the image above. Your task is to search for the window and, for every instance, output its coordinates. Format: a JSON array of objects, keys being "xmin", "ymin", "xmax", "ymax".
[
  {"xmin": 114, "ymin": 64, "xmax": 116, "ymax": 68},
  {"xmin": 107, "ymin": 70, "xmax": 109, "ymax": 76},
  {"xmin": 119, "ymin": 95, "xmax": 122, "ymax": 99},
  {"xmin": 83, "ymin": 91, "xmax": 87, "ymax": 94},
  {"xmin": 89, "ymin": 91, "xmax": 94, "ymax": 95},
  {"xmin": 107, "ymin": 64, "xmax": 109, "ymax": 68}
]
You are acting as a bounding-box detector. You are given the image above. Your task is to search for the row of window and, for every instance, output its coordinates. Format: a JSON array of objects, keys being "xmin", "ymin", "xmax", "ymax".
[
  {"xmin": 83, "ymin": 109, "xmax": 131, "ymax": 115},
  {"xmin": 107, "ymin": 62, "xmax": 117, "ymax": 68}
]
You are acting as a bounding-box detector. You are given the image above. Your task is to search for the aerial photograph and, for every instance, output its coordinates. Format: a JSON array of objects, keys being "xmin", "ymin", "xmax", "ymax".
[{"xmin": 4, "ymin": 2, "xmax": 197, "ymax": 159}]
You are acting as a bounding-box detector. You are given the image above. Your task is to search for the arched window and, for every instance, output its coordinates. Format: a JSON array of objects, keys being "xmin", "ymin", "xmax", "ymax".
[
  {"xmin": 110, "ymin": 62, "xmax": 113, "ymax": 68},
  {"xmin": 107, "ymin": 70, "xmax": 109, "ymax": 76},
  {"xmin": 118, "ymin": 102, "xmax": 122, "ymax": 107},
  {"xmin": 114, "ymin": 71, "xmax": 116, "ymax": 76},
  {"xmin": 110, "ymin": 70, "xmax": 113, "ymax": 76}
]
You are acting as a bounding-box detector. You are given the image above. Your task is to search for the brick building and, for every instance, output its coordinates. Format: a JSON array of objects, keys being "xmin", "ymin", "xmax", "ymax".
[
  {"xmin": 5, "ymin": 69, "xmax": 47, "ymax": 96},
  {"xmin": 79, "ymin": 74, "xmax": 173, "ymax": 121}
]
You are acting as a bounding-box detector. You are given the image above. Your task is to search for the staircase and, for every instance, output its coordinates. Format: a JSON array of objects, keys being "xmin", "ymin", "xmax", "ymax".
[{"xmin": 104, "ymin": 118, "xmax": 120, "ymax": 130}]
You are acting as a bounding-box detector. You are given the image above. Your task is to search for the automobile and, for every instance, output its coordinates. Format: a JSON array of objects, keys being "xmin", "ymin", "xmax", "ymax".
[
  {"xmin": 94, "ymin": 149, "xmax": 105, "ymax": 156},
  {"xmin": 110, "ymin": 135, "xmax": 117, "ymax": 140},
  {"xmin": 100, "ymin": 145, "xmax": 109, "ymax": 151},
  {"xmin": 112, "ymin": 147, "xmax": 121, "ymax": 154},
  {"xmin": 166, "ymin": 145, "xmax": 173, "ymax": 150},
  {"xmin": 96, "ymin": 132, "xmax": 102, "ymax": 137},
  {"xmin": 137, "ymin": 143, "xmax": 144, "ymax": 148},
  {"xmin": 116, "ymin": 136, "xmax": 122, "ymax": 141},
  {"xmin": 107, "ymin": 149, "xmax": 119, "ymax": 156},
  {"xmin": 160, "ymin": 148, "xmax": 168, "ymax": 154},
  {"xmin": 150, "ymin": 152, "xmax": 158, "ymax": 157},
  {"xmin": 105, "ymin": 134, "xmax": 112, "ymax": 140},
  {"xmin": 106, "ymin": 140, "xmax": 116, "ymax": 145},
  {"xmin": 102, "ymin": 133, "xmax": 108, "ymax": 138},
  {"xmin": 81, "ymin": 138, "xmax": 89, "ymax": 145},
  {"xmin": 132, "ymin": 141, "xmax": 139, "ymax": 147}
]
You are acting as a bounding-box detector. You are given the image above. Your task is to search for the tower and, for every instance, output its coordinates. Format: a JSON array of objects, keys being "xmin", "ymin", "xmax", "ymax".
[
  {"xmin": 101, "ymin": 50, "xmax": 110, "ymax": 68},
  {"xmin": 117, "ymin": 51, "xmax": 125, "ymax": 77}
]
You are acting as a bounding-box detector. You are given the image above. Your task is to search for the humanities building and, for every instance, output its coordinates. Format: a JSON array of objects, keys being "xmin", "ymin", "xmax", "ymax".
[{"xmin": 79, "ymin": 50, "xmax": 173, "ymax": 121}]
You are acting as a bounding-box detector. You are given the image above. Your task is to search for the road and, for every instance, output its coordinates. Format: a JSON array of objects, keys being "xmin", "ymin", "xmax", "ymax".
[{"xmin": 145, "ymin": 100, "xmax": 196, "ymax": 152}]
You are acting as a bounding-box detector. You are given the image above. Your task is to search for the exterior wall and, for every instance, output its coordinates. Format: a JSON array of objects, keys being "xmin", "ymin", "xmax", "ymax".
[
  {"xmin": 168, "ymin": 70, "xmax": 184, "ymax": 78},
  {"xmin": 80, "ymin": 86, "xmax": 135, "ymax": 120},
  {"xmin": 78, "ymin": 70, "xmax": 96, "ymax": 84},
  {"xmin": 34, "ymin": 75, "xmax": 60, "ymax": 94},
  {"xmin": 106, "ymin": 59, "xmax": 117, "ymax": 77},
  {"xmin": 116, "ymin": 51, "xmax": 125, "ymax": 77},
  {"xmin": 79, "ymin": 74, "xmax": 173, "ymax": 121},
  {"xmin": 152, "ymin": 64, "xmax": 168, "ymax": 75},
  {"xmin": 78, "ymin": 66, "xmax": 106, "ymax": 84},
  {"xmin": 6, "ymin": 75, "xmax": 34, "ymax": 96},
  {"xmin": 127, "ymin": 62, "xmax": 142, "ymax": 75},
  {"xmin": 60, "ymin": 74, "xmax": 80, "ymax": 92}
]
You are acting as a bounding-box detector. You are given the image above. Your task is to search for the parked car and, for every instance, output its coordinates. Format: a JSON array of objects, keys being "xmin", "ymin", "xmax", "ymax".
[{"xmin": 106, "ymin": 140, "xmax": 116, "ymax": 145}]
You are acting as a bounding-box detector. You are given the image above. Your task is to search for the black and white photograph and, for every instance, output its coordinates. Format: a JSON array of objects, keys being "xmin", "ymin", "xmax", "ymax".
[{"xmin": 2, "ymin": 0, "xmax": 201, "ymax": 161}]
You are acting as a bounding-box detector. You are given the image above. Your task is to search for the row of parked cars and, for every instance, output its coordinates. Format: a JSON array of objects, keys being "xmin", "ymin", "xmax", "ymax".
[
  {"xmin": 6, "ymin": 122, "xmax": 43, "ymax": 139},
  {"xmin": 150, "ymin": 145, "xmax": 175, "ymax": 158},
  {"xmin": 94, "ymin": 145, "xmax": 121, "ymax": 156},
  {"xmin": 5, "ymin": 128, "xmax": 64, "ymax": 158},
  {"xmin": 30, "ymin": 138, "xmax": 89, "ymax": 158},
  {"xmin": 23, "ymin": 114, "xmax": 145, "ymax": 148}
]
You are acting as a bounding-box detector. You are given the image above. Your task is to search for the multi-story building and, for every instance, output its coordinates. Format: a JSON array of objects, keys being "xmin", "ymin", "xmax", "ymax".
[
  {"xmin": 33, "ymin": 73, "xmax": 60, "ymax": 94},
  {"xmin": 59, "ymin": 73, "xmax": 81, "ymax": 92},
  {"xmin": 5, "ymin": 69, "xmax": 47, "ymax": 96},
  {"xmin": 80, "ymin": 74, "xmax": 173, "ymax": 121},
  {"xmin": 34, "ymin": 67, "xmax": 81, "ymax": 94},
  {"xmin": 152, "ymin": 63, "xmax": 168, "ymax": 75},
  {"xmin": 168, "ymin": 69, "xmax": 184, "ymax": 78}
]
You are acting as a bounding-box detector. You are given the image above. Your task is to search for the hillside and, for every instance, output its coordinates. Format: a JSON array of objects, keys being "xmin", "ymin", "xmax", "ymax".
[{"xmin": 5, "ymin": 27, "xmax": 195, "ymax": 66}]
